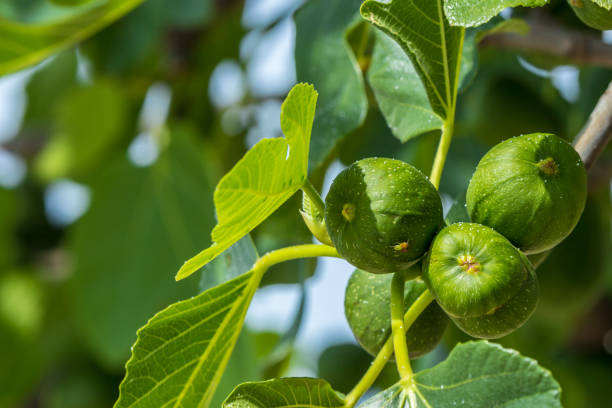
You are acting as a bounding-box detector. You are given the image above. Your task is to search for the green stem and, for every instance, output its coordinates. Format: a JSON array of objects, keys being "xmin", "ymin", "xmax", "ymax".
[
  {"xmin": 344, "ymin": 289, "xmax": 435, "ymax": 407},
  {"xmin": 429, "ymin": 119, "xmax": 454, "ymax": 190},
  {"xmin": 253, "ymin": 244, "xmax": 339, "ymax": 274},
  {"xmin": 301, "ymin": 179, "xmax": 326, "ymax": 216},
  {"xmin": 391, "ymin": 272, "xmax": 412, "ymax": 379}
]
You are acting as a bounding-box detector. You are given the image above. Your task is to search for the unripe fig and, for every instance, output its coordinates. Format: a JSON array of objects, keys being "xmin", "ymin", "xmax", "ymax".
[
  {"xmin": 422, "ymin": 223, "xmax": 529, "ymax": 319},
  {"xmin": 325, "ymin": 158, "xmax": 443, "ymax": 275},
  {"xmin": 344, "ymin": 268, "xmax": 448, "ymax": 358},
  {"xmin": 568, "ymin": 0, "xmax": 612, "ymax": 30},
  {"xmin": 466, "ymin": 133, "xmax": 587, "ymax": 254},
  {"xmin": 450, "ymin": 266, "xmax": 539, "ymax": 339}
]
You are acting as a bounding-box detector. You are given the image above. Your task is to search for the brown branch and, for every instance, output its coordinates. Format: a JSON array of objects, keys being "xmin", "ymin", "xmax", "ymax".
[
  {"xmin": 573, "ymin": 80, "xmax": 612, "ymax": 171},
  {"xmin": 480, "ymin": 17, "xmax": 612, "ymax": 68}
]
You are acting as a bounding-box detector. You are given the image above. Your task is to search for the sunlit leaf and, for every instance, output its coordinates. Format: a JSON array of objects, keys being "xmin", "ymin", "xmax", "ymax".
[
  {"xmin": 222, "ymin": 378, "xmax": 345, "ymax": 408},
  {"xmin": 0, "ymin": 0, "xmax": 145, "ymax": 76},
  {"xmin": 115, "ymin": 270, "xmax": 263, "ymax": 408},
  {"xmin": 176, "ymin": 83, "xmax": 318, "ymax": 280},
  {"xmin": 295, "ymin": 0, "xmax": 367, "ymax": 172},
  {"xmin": 361, "ymin": 0, "xmax": 465, "ymax": 120},
  {"xmin": 360, "ymin": 341, "xmax": 562, "ymax": 407},
  {"xmin": 443, "ymin": 0, "xmax": 549, "ymax": 27}
]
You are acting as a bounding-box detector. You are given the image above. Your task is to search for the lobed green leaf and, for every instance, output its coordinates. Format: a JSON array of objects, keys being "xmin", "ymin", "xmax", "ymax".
[
  {"xmin": 443, "ymin": 0, "xmax": 549, "ymax": 27},
  {"xmin": 222, "ymin": 378, "xmax": 345, "ymax": 408},
  {"xmin": 0, "ymin": 0, "xmax": 145, "ymax": 76},
  {"xmin": 360, "ymin": 341, "xmax": 562, "ymax": 407},
  {"xmin": 176, "ymin": 84, "xmax": 318, "ymax": 280},
  {"xmin": 115, "ymin": 270, "xmax": 263, "ymax": 408}
]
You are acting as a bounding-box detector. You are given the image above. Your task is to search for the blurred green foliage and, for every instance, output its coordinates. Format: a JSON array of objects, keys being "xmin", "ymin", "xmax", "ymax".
[{"xmin": 0, "ymin": 0, "xmax": 611, "ymax": 407}]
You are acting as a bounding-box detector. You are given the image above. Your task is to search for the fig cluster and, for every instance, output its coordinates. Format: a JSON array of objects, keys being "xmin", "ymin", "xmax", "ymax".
[{"xmin": 320, "ymin": 133, "xmax": 586, "ymax": 353}]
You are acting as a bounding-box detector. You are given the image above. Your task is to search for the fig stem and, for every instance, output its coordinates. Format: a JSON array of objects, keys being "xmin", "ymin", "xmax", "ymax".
[
  {"xmin": 252, "ymin": 244, "xmax": 340, "ymax": 273},
  {"xmin": 343, "ymin": 288, "xmax": 435, "ymax": 407},
  {"xmin": 430, "ymin": 118, "xmax": 455, "ymax": 189},
  {"xmin": 301, "ymin": 178, "xmax": 326, "ymax": 217},
  {"xmin": 391, "ymin": 271, "xmax": 413, "ymax": 380}
]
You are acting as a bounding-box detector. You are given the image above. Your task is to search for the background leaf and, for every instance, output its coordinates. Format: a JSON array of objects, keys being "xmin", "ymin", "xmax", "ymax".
[
  {"xmin": 295, "ymin": 0, "xmax": 367, "ymax": 172},
  {"xmin": 361, "ymin": 341, "xmax": 562, "ymax": 407},
  {"xmin": 176, "ymin": 83, "xmax": 318, "ymax": 280},
  {"xmin": 0, "ymin": 0, "xmax": 145, "ymax": 76},
  {"xmin": 361, "ymin": 0, "xmax": 465, "ymax": 120},
  {"xmin": 70, "ymin": 128, "xmax": 215, "ymax": 368},
  {"xmin": 222, "ymin": 378, "xmax": 345, "ymax": 408},
  {"xmin": 443, "ymin": 0, "xmax": 549, "ymax": 27},
  {"xmin": 35, "ymin": 80, "xmax": 127, "ymax": 180},
  {"xmin": 0, "ymin": 273, "xmax": 45, "ymax": 407},
  {"xmin": 115, "ymin": 269, "xmax": 263, "ymax": 408}
]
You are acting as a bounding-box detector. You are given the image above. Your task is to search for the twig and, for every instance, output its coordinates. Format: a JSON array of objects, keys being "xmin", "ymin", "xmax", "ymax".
[
  {"xmin": 480, "ymin": 17, "xmax": 612, "ymax": 69},
  {"xmin": 573, "ymin": 81, "xmax": 612, "ymax": 171}
]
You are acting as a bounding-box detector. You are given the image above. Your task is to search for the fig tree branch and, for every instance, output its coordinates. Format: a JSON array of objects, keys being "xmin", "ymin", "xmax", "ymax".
[
  {"xmin": 480, "ymin": 16, "xmax": 612, "ymax": 69},
  {"xmin": 573, "ymin": 80, "xmax": 612, "ymax": 170}
]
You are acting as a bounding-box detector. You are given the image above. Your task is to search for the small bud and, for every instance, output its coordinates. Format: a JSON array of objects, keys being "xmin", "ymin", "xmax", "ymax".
[{"xmin": 300, "ymin": 192, "xmax": 333, "ymax": 246}]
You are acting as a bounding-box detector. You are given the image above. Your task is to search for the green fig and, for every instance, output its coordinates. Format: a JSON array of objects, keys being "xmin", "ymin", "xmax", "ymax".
[
  {"xmin": 451, "ymin": 266, "xmax": 539, "ymax": 339},
  {"xmin": 466, "ymin": 133, "xmax": 587, "ymax": 254},
  {"xmin": 344, "ymin": 268, "xmax": 448, "ymax": 358},
  {"xmin": 568, "ymin": 0, "xmax": 612, "ymax": 30},
  {"xmin": 422, "ymin": 223, "xmax": 529, "ymax": 319},
  {"xmin": 325, "ymin": 157, "xmax": 443, "ymax": 275}
]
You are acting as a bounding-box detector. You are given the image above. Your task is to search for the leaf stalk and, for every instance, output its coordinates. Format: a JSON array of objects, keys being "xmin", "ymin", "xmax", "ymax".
[{"xmin": 429, "ymin": 118, "xmax": 455, "ymax": 189}]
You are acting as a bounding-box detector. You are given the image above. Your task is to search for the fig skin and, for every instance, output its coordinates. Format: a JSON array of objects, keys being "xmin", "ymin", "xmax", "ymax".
[
  {"xmin": 568, "ymin": 0, "xmax": 612, "ymax": 30},
  {"xmin": 451, "ymin": 265, "xmax": 539, "ymax": 339},
  {"xmin": 325, "ymin": 157, "xmax": 443, "ymax": 275},
  {"xmin": 344, "ymin": 268, "xmax": 448, "ymax": 358},
  {"xmin": 422, "ymin": 223, "xmax": 529, "ymax": 319},
  {"xmin": 466, "ymin": 133, "xmax": 587, "ymax": 254}
]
